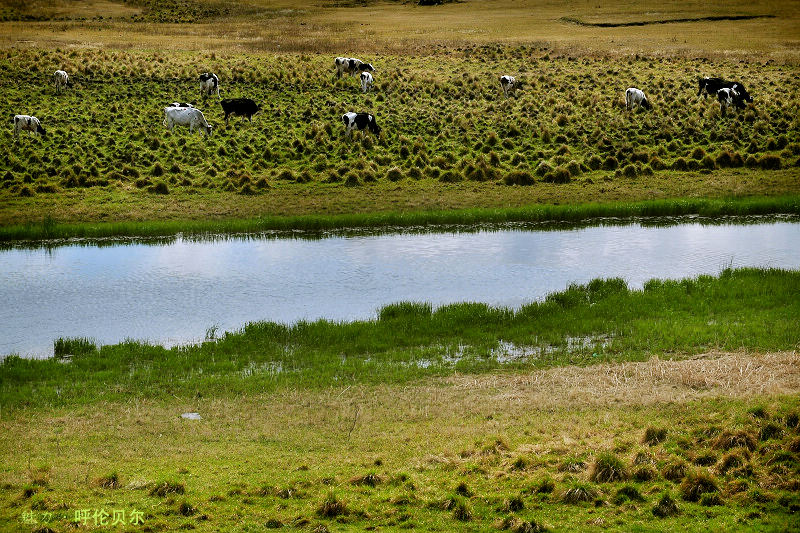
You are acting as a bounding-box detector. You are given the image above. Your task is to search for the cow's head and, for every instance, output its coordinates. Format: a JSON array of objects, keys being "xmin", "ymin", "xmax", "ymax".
[
  {"xmin": 359, "ymin": 63, "xmax": 375, "ymax": 73},
  {"xmin": 641, "ymin": 98, "xmax": 652, "ymax": 110},
  {"xmin": 37, "ymin": 124, "xmax": 47, "ymax": 137},
  {"xmin": 734, "ymin": 86, "xmax": 753, "ymax": 104},
  {"xmin": 368, "ymin": 116, "xmax": 381, "ymax": 135},
  {"xmin": 206, "ymin": 125, "xmax": 213, "ymax": 136}
]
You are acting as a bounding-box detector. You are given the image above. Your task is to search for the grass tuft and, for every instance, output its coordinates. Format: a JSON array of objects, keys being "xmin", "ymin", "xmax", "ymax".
[
  {"xmin": 614, "ymin": 485, "xmax": 644, "ymax": 504},
  {"xmin": 652, "ymin": 493, "xmax": 680, "ymax": 517},
  {"xmin": 317, "ymin": 493, "xmax": 347, "ymax": 517},
  {"xmin": 642, "ymin": 427, "xmax": 667, "ymax": 445},
  {"xmin": 94, "ymin": 472, "xmax": 119, "ymax": 489},
  {"xmin": 713, "ymin": 430, "xmax": 757, "ymax": 451},
  {"xmin": 149, "ymin": 480, "xmax": 185, "ymax": 497},
  {"xmin": 590, "ymin": 452, "xmax": 629, "ymax": 482},
  {"xmin": 561, "ymin": 482, "xmax": 599, "ymax": 504},
  {"xmin": 680, "ymin": 470, "xmax": 719, "ymax": 502}
]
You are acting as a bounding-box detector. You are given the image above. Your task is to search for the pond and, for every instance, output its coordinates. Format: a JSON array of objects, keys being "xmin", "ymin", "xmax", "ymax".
[{"xmin": 2, "ymin": 217, "xmax": 799, "ymax": 358}]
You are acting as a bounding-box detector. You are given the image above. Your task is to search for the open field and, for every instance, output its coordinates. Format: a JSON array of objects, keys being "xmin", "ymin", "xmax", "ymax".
[
  {"xmin": 1, "ymin": 269, "xmax": 799, "ymax": 531},
  {"xmin": 2, "ymin": 353, "xmax": 799, "ymax": 531},
  {"xmin": 1, "ymin": 0, "xmax": 799, "ymax": 60},
  {"xmin": 1, "ymin": 45, "xmax": 798, "ymax": 236}
]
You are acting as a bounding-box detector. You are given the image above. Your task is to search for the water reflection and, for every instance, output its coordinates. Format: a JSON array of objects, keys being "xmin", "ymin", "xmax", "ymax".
[{"xmin": 1, "ymin": 218, "xmax": 798, "ymax": 359}]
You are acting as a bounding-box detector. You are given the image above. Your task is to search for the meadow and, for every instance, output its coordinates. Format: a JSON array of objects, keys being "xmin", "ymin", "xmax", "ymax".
[
  {"xmin": 1, "ymin": 1, "xmax": 799, "ymax": 531},
  {"xmin": 1, "ymin": 269, "xmax": 799, "ymax": 531},
  {"xmin": 1, "ymin": 45, "xmax": 799, "ymax": 236}
]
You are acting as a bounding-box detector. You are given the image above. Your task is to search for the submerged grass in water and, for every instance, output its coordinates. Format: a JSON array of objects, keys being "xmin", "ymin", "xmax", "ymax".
[{"xmin": 1, "ymin": 267, "xmax": 797, "ymax": 410}]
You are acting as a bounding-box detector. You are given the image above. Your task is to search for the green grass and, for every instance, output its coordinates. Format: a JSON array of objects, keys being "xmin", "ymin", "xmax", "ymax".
[
  {"xmin": 1, "ymin": 196, "xmax": 798, "ymax": 243},
  {"xmin": 2, "ymin": 267, "xmax": 798, "ymax": 411},
  {"xmin": 1, "ymin": 46, "xmax": 799, "ymax": 232}
]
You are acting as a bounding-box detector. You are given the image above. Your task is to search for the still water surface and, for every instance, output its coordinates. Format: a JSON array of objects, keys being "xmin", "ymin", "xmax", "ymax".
[{"xmin": 2, "ymin": 219, "xmax": 799, "ymax": 358}]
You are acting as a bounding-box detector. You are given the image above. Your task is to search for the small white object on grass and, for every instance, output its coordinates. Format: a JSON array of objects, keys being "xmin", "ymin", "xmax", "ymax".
[{"xmin": 181, "ymin": 412, "xmax": 202, "ymax": 420}]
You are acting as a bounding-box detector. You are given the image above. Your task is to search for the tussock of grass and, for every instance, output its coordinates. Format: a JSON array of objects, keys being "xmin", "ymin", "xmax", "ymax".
[
  {"xmin": 502, "ymin": 495, "xmax": 525, "ymax": 512},
  {"xmin": 558, "ymin": 456, "xmax": 587, "ymax": 473},
  {"xmin": 454, "ymin": 482, "xmax": 472, "ymax": 497},
  {"xmin": 652, "ymin": 493, "xmax": 680, "ymax": 517},
  {"xmin": 680, "ymin": 470, "xmax": 719, "ymax": 502},
  {"xmin": 178, "ymin": 501, "xmax": 197, "ymax": 516},
  {"xmin": 94, "ymin": 472, "xmax": 120, "ymax": 489},
  {"xmin": 713, "ymin": 430, "xmax": 758, "ymax": 451},
  {"xmin": 590, "ymin": 453, "xmax": 629, "ymax": 483},
  {"xmin": 316, "ymin": 493, "xmax": 347, "ymax": 517},
  {"xmin": 642, "ymin": 427, "xmax": 667, "ymax": 446},
  {"xmin": 632, "ymin": 465, "xmax": 657, "ymax": 482},
  {"xmin": 149, "ymin": 480, "xmax": 185, "ymax": 497},
  {"xmin": 614, "ymin": 485, "xmax": 644, "ymax": 504},
  {"xmin": 561, "ymin": 482, "xmax": 600, "ymax": 504},
  {"xmin": 53, "ymin": 337, "xmax": 96, "ymax": 358},
  {"xmin": 349, "ymin": 472, "xmax": 382, "ymax": 487}
]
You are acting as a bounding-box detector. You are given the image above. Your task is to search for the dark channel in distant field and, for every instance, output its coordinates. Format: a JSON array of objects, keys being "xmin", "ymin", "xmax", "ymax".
[{"xmin": 1, "ymin": 218, "xmax": 798, "ymax": 359}]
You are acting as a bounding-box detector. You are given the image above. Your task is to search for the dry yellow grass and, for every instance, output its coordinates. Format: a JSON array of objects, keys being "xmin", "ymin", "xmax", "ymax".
[
  {"xmin": 1, "ymin": 0, "xmax": 798, "ymax": 61},
  {"xmin": 2, "ymin": 350, "xmax": 797, "ymax": 466}
]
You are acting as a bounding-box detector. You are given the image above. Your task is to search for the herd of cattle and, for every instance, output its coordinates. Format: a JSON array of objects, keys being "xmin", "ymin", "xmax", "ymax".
[{"xmin": 12, "ymin": 58, "xmax": 754, "ymax": 143}]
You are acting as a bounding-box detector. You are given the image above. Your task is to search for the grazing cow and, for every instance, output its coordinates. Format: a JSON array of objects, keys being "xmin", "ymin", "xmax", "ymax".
[
  {"xmin": 625, "ymin": 87, "xmax": 652, "ymax": 110},
  {"xmin": 164, "ymin": 106, "xmax": 212, "ymax": 136},
  {"xmin": 199, "ymin": 73, "xmax": 220, "ymax": 98},
  {"xmin": 717, "ymin": 87, "xmax": 749, "ymax": 116},
  {"xmin": 169, "ymin": 102, "xmax": 194, "ymax": 108},
  {"xmin": 220, "ymin": 98, "xmax": 260, "ymax": 123},
  {"xmin": 500, "ymin": 75, "xmax": 516, "ymax": 98},
  {"xmin": 342, "ymin": 112, "xmax": 380, "ymax": 137},
  {"xmin": 335, "ymin": 57, "xmax": 375, "ymax": 79},
  {"xmin": 13, "ymin": 115, "xmax": 46, "ymax": 138},
  {"xmin": 697, "ymin": 77, "xmax": 753, "ymax": 104},
  {"xmin": 54, "ymin": 70, "xmax": 68, "ymax": 93},
  {"xmin": 360, "ymin": 71, "xmax": 374, "ymax": 93}
]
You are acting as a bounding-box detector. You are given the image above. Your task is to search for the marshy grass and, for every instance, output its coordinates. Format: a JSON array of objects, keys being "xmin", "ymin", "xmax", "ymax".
[{"xmin": 2, "ymin": 267, "xmax": 799, "ymax": 410}]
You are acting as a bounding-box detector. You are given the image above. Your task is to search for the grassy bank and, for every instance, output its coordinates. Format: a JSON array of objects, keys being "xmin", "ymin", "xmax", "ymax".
[
  {"xmin": 2, "ymin": 195, "xmax": 799, "ymax": 243},
  {"xmin": 2, "ymin": 267, "xmax": 798, "ymax": 411}
]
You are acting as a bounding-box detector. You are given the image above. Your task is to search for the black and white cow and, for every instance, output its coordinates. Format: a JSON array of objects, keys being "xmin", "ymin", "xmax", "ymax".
[
  {"xmin": 342, "ymin": 112, "xmax": 380, "ymax": 137},
  {"xmin": 697, "ymin": 77, "xmax": 753, "ymax": 104},
  {"xmin": 169, "ymin": 102, "xmax": 194, "ymax": 108},
  {"xmin": 54, "ymin": 70, "xmax": 68, "ymax": 93},
  {"xmin": 500, "ymin": 75, "xmax": 516, "ymax": 98},
  {"xmin": 716, "ymin": 87, "xmax": 750, "ymax": 116},
  {"xmin": 360, "ymin": 71, "xmax": 374, "ymax": 93},
  {"xmin": 164, "ymin": 106, "xmax": 212, "ymax": 136},
  {"xmin": 199, "ymin": 73, "xmax": 220, "ymax": 98},
  {"xmin": 220, "ymin": 98, "xmax": 260, "ymax": 123},
  {"xmin": 13, "ymin": 115, "xmax": 46, "ymax": 138},
  {"xmin": 625, "ymin": 87, "xmax": 652, "ymax": 110},
  {"xmin": 335, "ymin": 57, "xmax": 375, "ymax": 79}
]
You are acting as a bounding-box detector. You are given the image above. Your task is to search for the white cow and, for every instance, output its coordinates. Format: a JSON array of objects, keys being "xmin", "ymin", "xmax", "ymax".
[
  {"xmin": 199, "ymin": 73, "xmax": 220, "ymax": 98},
  {"xmin": 54, "ymin": 70, "xmax": 68, "ymax": 93},
  {"xmin": 163, "ymin": 106, "xmax": 212, "ymax": 136},
  {"xmin": 13, "ymin": 115, "xmax": 46, "ymax": 138},
  {"xmin": 625, "ymin": 87, "xmax": 652, "ymax": 110},
  {"xmin": 360, "ymin": 71, "xmax": 374, "ymax": 93},
  {"xmin": 500, "ymin": 75, "xmax": 516, "ymax": 98}
]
